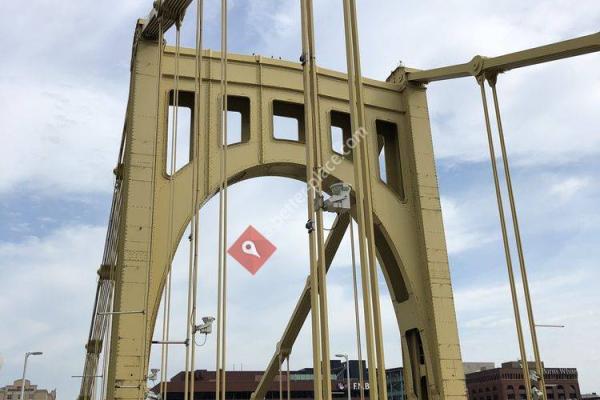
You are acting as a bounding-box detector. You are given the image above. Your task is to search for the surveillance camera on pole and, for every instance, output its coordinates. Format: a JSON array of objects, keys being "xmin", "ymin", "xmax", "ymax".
[
  {"xmin": 148, "ymin": 368, "xmax": 160, "ymax": 383},
  {"xmin": 193, "ymin": 316, "xmax": 215, "ymax": 335},
  {"xmin": 321, "ymin": 183, "xmax": 352, "ymax": 213}
]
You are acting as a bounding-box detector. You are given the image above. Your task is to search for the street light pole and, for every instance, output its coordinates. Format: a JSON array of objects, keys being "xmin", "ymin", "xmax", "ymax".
[
  {"xmin": 20, "ymin": 352, "xmax": 42, "ymax": 400},
  {"xmin": 335, "ymin": 353, "xmax": 351, "ymax": 400},
  {"xmin": 535, "ymin": 324, "xmax": 566, "ymax": 329}
]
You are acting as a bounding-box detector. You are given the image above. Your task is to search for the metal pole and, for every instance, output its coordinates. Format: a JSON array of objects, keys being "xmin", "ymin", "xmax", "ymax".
[
  {"xmin": 299, "ymin": 1, "xmax": 324, "ymax": 400},
  {"xmin": 300, "ymin": 2, "xmax": 334, "ymax": 399},
  {"xmin": 348, "ymin": 220, "xmax": 365, "ymax": 400},
  {"xmin": 20, "ymin": 352, "xmax": 42, "ymax": 400},
  {"xmin": 477, "ymin": 77, "xmax": 532, "ymax": 400},
  {"xmin": 279, "ymin": 352, "xmax": 283, "ymax": 400},
  {"xmin": 20, "ymin": 354, "xmax": 29, "ymax": 400},
  {"xmin": 286, "ymin": 356, "xmax": 291, "ymax": 400},
  {"xmin": 346, "ymin": 358, "xmax": 351, "ymax": 400},
  {"xmin": 488, "ymin": 75, "xmax": 547, "ymax": 400},
  {"xmin": 341, "ymin": 1, "xmax": 380, "ymax": 398},
  {"xmin": 96, "ymin": 310, "xmax": 144, "ymax": 316},
  {"xmin": 335, "ymin": 354, "xmax": 351, "ymax": 400}
]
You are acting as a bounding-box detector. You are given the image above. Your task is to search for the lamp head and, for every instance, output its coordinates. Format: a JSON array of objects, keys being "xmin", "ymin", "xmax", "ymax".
[{"xmin": 29, "ymin": 352, "xmax": 43, "ymax": 356}]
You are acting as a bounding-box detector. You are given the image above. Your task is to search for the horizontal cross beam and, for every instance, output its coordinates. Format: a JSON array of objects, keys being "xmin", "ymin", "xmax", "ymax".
[
  {"xmin": 407, "ymin": 31, "xmax": 600, "ymax": 83},
  {"xmin": 140, "ymin": 0, "xmax": 194, "ymax": 40},
  {"xmin": 251, "ymin": 212, "xmax": 351, "ymax": 400}
]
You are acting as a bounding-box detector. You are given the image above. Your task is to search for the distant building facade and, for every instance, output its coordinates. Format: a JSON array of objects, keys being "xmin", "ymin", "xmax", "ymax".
[
  {"xmin": 582, "ymin": 394, "xmax": 600, "ymax": 400},
  {"xmin": 0, "ymin": 380, "xmax": 56, "ymax": 400},
  {"xmin": 463, "ymin": 363, "xmax": 496, "ymax": 375},
  {"xmin": 155, "ymin": 360, "xmax": 404, "ymax": 400},
  {"xmin": 466, "ymin": 362, "xmax": 581, "ymax": 400},
  {"xmin": 385, "ymin": 367, "xmax": 405, "ymax": 400}
]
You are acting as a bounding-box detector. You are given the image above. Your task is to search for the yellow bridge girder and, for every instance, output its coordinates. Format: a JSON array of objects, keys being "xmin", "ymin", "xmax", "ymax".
[{"xmin": 85, "ymin": 22, "xmax": 466, "ymax": 400}]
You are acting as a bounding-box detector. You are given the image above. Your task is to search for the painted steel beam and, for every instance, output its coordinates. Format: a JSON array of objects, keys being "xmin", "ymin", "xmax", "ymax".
[
  {"xmin": 141, "ymin": 0, "xmax": 193, "ymax": 40},
  {"xmin": 251, "ymin": 212, "xmax": 351, "ymax": 400},
  {"xmin": 101, "ymin": 37, "xmax": 467, "ymax": 400},
  {"xmin": 407, "ymin": 31, "xmax": 600, "ymax": 83}
]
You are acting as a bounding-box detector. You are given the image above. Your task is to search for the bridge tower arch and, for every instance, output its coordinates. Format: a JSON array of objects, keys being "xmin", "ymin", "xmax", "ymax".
[{"xmin": 79, "ymin": 7, "xmax": 474, "ymax": 395}]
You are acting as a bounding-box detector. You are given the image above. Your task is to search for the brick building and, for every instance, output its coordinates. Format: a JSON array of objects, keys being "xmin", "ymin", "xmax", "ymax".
[
  {"xmin": 0, "ymin": 380, "xmax": 56, "ymax": 400},
  {"xmin": 154, "ymin": 360, "xmax": 404, "ymax": 400},
  {"xmin": 466, "ymin": 362, "xmax": 581, "ymax": 400}
]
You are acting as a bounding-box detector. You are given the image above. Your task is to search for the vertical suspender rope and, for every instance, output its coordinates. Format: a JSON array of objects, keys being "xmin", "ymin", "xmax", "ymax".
[
  {"xmin": 160, "ymin": 273, "xmax": 173, "ymax": 400},
  {"xmin": 341, "ymin": 1, "xmax": 381, "ymax": 399},
  {"xmin": 286, "ymin": 356, "xmax": 291, "ymax": 400},
  {"xmin": 184, "ymin": 216, "xmax": 194, "ymax": 399},
  {"xmin": 347, "ymin": 2, "xmax": 388, "ymax": 397},
  {"xmin": 216, "ymin": 2, "xmax": 229, "ymax": 400},
  {"xmin": 279, "ymin": 353, "xmax": 283, "ymax": 400},
  {"xmin": 349, "ymin": 219, "xmax": 365, "ymax": 400},
  {"xmin": 477, "ymin": 76, "xmax": 532, "ymax": 400},
  {"xmin": 101, "ymin": 282, "xmax": 115, "ymax": 400},
  {"xmin": 307, "ymin": 2, "xmax": 333, "ymax": 399},
  {"xmin": 487, "ymin": 75, "xmax": 547, "ymax": 399},
  {"xmin": 184, "ymin": 147, "xmax": 194, "ymax": 400},
  {"xmin": 161, "ymin": 20, "xmax": 183, "ymax": 400},
  {"xmin": 299, "ymin": 1, "xmax": 333, "ymax": 400},
  {"xmin": 299, "ymin": 2, "xmax": 323, "ymax": 400},
  {"xmin": 183, "ymin": 1, "xmax": 201, "ymax": 394},
  {"xmin": 184, "ymin": 0, "xmax": 205, "ymax": 398},
  {"xmin": 188, "ymin": 2, "xmax": 205, "ymax": 400}
]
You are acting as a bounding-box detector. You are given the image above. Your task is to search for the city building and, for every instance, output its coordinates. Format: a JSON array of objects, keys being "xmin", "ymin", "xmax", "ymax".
[
  {"xmin": 385, "ymin": 367, "xmax": 405, "ymax": 400},
  {"xmin": 0, "ymin": 380, "xmax": 56, "ymax": 400},
  {"xmin": 466, "ymin": 361, "xmax": 581, "ymax": 400},
  {"xmin": 154, "ymin": 360, "xmax": 404, "ymax": 400},
  {"xmin": 463, "ymin": 363, "xmax": 496, "ymax": 375},
  {"xmin": 582, "ymin": 394, "xmax": 600, "ymax": 400}
]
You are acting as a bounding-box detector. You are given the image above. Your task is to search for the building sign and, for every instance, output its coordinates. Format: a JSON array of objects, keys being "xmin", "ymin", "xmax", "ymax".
[
  {"xmin": 336, "ymin": 382, "xmax": 370, "ymax": 392},
  {"xmin": 545, "ymin": 368, "xmax": 577, "ymax": 375},
  {"xmin": 352, "ymin": 382, "xmax": 370, "ymax": 391}
]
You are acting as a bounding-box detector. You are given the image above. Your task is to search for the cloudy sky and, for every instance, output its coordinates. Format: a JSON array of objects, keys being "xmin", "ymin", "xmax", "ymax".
[{"xmin": 1, "ymin": 1, "xmax": 599, "ymax": 399}]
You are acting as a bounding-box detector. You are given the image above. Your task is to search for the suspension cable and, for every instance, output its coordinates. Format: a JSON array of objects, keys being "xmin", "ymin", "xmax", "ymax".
[
  {"xmin": 286, "ymin": 355, "xmax": 291, "ymax": 400},
  {"xmin": 279, "ymin": 352, "xmax": 283, "ymax": 400},
  {"xmin": 477, "ymin": 75, "xmax": 532, "ymax": 400},
  {"xmin": 348, "ymin": 218, "xmax": 365, "ymax": 400},
  {"xmin": 487, "ymin": 74, "xmax": 547, "ymax": 399},
  {"xmin": 184, "ymin": 0, "xmax": 205, "ymax": 397},
  {"xmin": 160, "ymin": 269, "xmax": 173, "ymax": 400},
  {"xmin": 187, "ymin": 2, "xmax": 205, "ymax": 400},
  {"xmin": 299, "ymin": 1, "xmax": 332, "ymax": 400},
  {"xmin": 215, "ymin": 2, "xmax": 229, "ymax": 400},
  {"xmin": 341, "ymin": 1, "xmax": 382, "ymax": 398},
  {"xmin": 299, "ymin": 0, "xmax": 321, "ymax": 398},
  {"xmin": 160, "ymin": 20, "xmax": 183, "ymax": 400},
  {"xmin": 307, "ymin": 1, "xmax": 333, "ymax": 398},
  {"xmin": 348, "ymin": 2, "xmax": 388, "ymax": 396}
]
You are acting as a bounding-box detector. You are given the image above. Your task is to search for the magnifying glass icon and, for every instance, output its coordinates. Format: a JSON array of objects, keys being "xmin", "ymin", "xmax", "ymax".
[{"xmin": 242, "ymin": 240, "xmax": 261, "ymax": 258}]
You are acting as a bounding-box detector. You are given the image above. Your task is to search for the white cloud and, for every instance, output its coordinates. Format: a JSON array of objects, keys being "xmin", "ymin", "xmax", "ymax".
[
  {"xmin": 2, "ymin": 0, "xmax": 600, "ymax": 398},
  {"xmin": 0, "ymin": 225, "xmax": 105, "ymax": 398},
  {"xmin": 0, "ymin": 0, "xmax": 142, "ymax": 196},
  {"xmin": 0, "ymin": 78, "xmax": 124, "ymax": 194},
  {"xmin": 454, "ymin": 267, "xmax": 600, "ymax": 392},
  {"xmin": 237, "ymin": 0, "xmax": 600, "ymax": 167},
  {"xmin": 549, "ymin": 176, "xmax": 593, "ymax": 203},
  {"xmin": 441, "ymin": 196, "xmax": 495, "ymax": 255}
]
